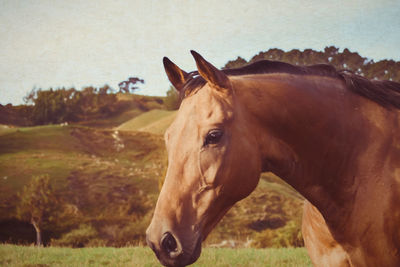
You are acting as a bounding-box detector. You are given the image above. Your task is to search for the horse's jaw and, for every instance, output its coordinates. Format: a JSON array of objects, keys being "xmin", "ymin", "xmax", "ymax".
[{"xmin": 183, "ymin": 238, "xmax": 202, "ymax": 267}]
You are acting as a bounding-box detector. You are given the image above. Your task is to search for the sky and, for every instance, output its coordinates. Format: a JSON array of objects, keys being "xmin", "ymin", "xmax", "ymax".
[{"xmin": 1, "ymin": 0, "xmax": 399, "ymax": 105}]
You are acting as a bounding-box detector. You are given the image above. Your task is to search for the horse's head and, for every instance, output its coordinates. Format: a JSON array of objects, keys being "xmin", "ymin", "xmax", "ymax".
[{"xmin": 146, "ymin": 51, "xmax": 262, "ymax": 266}]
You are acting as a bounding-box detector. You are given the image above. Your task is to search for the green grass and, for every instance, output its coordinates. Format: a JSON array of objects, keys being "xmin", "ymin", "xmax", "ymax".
[
  {"xmin": 116, "ymin": 109, "xmax": 176, "ymax": 134},
  {"xmin": 0, "ymin": 245, "xmax": 312, "ymax": 266},
  {"xmin": 138, "ymin": 112, "xmax": 177, "ymax": 135},
  {"xmin": 0, "ymin": 125, "xmax": 17, "ymax": 136},
  {"xmin": 0, "ymin": 125, "xmax": 165, "ymax": 190},
  {"xmin": 78, "ymin": 109, "xmax": 145, "ymax": 129}
]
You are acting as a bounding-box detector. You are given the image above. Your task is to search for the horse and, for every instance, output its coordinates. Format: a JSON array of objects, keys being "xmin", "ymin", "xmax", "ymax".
[{"xmin": 146, "ymin": 51, "xmax": 400, "ymax": 267}]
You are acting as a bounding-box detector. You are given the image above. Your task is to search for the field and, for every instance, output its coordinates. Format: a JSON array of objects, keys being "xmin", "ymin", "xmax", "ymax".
[
  {"xmin": 0, "ymin": 123, "xmax": 166, "ymax": 245},
  {"xmin": 0, "ymin": 245, "xmax": 312, "ymax": 266},
  {"xmin": 116, "ymin": 109, "xmax": 177, "ymax": 135},
  {"xmin": 0, "ymin": 108, "xmax": 305, "ymax": 251}
]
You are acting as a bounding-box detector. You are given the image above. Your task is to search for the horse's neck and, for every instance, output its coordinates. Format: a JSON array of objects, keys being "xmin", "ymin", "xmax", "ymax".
[{"xmin": 234, "ymin": 74, "xmax": 395, "ymax": 219}]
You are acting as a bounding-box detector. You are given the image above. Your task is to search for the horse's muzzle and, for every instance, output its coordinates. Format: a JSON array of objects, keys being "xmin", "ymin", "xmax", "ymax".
[{"xmin": 146, "ymin": 230, "xmax": 202, "ymax": 267}]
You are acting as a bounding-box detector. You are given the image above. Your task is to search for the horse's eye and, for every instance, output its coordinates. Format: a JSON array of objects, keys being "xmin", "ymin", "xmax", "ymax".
[{"xmin": 204, "ymin": 129, "xmax": 224, "ymax": 146}]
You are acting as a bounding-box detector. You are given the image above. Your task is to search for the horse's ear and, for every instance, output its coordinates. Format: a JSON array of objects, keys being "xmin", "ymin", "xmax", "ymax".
[
  {"xmin": 163, "ymin": 57, "xmax": 189, "ymax": 92},
  {"xmin": 190, "ymin": 50, "xmax": 231, "ymax": 91}
]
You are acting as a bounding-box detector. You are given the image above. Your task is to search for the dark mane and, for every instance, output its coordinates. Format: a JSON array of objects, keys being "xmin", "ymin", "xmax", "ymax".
[{"xmin": 181, "ymin": 60, "xmax": 400, "ymax": 109}]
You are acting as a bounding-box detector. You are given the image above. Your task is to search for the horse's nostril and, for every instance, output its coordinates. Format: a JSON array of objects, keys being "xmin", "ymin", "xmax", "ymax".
[{"xmin": 161, "ymin": 232, "xmax": 178, "ymax": 254}]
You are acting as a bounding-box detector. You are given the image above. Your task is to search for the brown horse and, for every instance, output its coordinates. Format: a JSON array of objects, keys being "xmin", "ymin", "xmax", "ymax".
[{"xmin": 146, "ymin": 51, "xmax": 400, "ymax": 267}]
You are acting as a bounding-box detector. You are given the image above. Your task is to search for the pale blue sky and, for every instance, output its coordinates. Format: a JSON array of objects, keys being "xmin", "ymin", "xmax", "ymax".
[{"xmin": 1, "ymin": 0, "xmax": 399, "ymax": 105}]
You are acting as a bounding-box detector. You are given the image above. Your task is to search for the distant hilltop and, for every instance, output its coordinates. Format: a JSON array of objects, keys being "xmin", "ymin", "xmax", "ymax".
[{"xmin": 2, "ymin": 46, "xmax": 399, "ymax": 127}]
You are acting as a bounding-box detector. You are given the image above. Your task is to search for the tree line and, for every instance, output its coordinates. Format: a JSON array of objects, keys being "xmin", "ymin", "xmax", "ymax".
[
  {"xmin": 23, "ymin": 85, "xmax": 122, "ymax": 125},
  {"xmin": 0, "ymin": 76, "xmax": 146, "ymax": 126},
  {"xmin": 224, "ymin": 46, "xmax": 400, "ymax": 82}
]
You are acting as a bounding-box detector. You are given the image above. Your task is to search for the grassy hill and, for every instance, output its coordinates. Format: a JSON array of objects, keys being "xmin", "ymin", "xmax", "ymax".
[
  {"xmin": 0, "ymin": 93, "xmax": 166, "ymax": 128},
  {"xmin": 75, "ymin": 94, "xmax": 166, "ymax": 129},
  {"xmin": 0, "ymin": 108, "xmax": 304, "ymax": 248},
  {"xmin": 0, "ymin": 124, "xmax": 166, "ymax": 245},
  {"xmin": 116, "ymin": 109, "xmax": 177, "ymax": 135}
]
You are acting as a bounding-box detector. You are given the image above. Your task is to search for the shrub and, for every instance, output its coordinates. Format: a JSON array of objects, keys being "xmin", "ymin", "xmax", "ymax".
[
  {"xmin": 252, "ymin": 220, "xmax": 304, "ymax": 248},
  {"xmin": 164, "ymin": 86, "xmax": 180, "ymax": 110},
  {"xmin": 50, "ymin": 224, "xmax": 105, "ymax": 247},
  {"xmin": 96, "ymin": 214, "xmax": 152, "ymax": 247}
]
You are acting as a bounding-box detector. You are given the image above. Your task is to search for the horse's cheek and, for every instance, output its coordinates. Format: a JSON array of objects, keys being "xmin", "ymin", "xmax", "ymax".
[{"xmin": 198, "ymin": 149, "xmax": 225, "ymax": 185}]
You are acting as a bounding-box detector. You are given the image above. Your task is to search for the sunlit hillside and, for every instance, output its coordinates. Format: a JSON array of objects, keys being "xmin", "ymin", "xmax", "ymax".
[
  {"xmin": 0, "ymin": 120, "xmax": 303, "ymax": 248},
  {"xmin": 0, "ymin": 124, "xmax": 166, "ymax": 246},
  {"xmin": 116, "ymin": 109, "xmax": 177, "ymax": 135}
]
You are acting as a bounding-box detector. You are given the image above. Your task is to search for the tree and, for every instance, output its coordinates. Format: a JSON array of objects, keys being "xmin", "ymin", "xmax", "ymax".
[
  {"xmin": 25, "ymin": 88, "xmax": 71, "ymax": 124},
  {"xmin": 164, "ymin": 86, "xmax": 180, "ymax": 110},
  {"xmin": 24, "ymin": 86, "xmax": 39, "ymax": 105},
  {"xmin": 22, "ymin": 85, "xmax": 119, "ymax": 125},
  {"xmin": 16, "ymin": 174, "xmax": 59, "ymax": 246},
  {"xmin": 324, "ymin": 45, "xmax": 339, "ymax": 55},
  {"xmin": 223, "ymin": 56, "xmax": 248, "ymax": 69},
  {"xmin": 98, "ymin": 84, "xmax": 113, "ymax": 95},
  {"xmin": 118, "ymin": 77, "xmax": 144, "ymax": 94}
]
